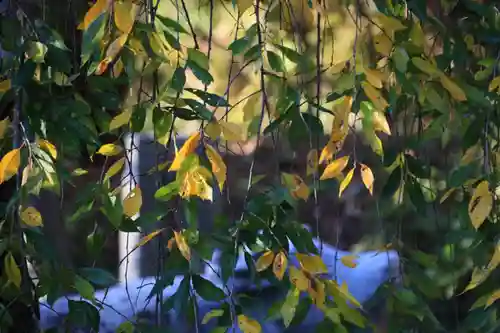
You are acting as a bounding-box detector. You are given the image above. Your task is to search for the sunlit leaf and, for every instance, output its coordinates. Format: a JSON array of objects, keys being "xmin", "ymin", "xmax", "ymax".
[
  {"xmin": 372, "ymin": 111, "xmax": 391, "ymax": 135},
  {"xmin": 238, "ymin": 314, "xmax": 261, "ymax": 333},
  {"xmin": 306, "ymin": 149, "xmax": 318, "ymax": 176},
  {"xmin": 273, "ymin": 251, "xmax": 288, "ymax": 281},
  {"xmin": 20, "ymin": 206, "xmax": 43, "ymax": 227},
  {"xmin": 103, "ymin": 157, "xmax": 125, "ymax": 182},
  {"xmin": 289, "ymin": 266, "xmax": 310, "ymax": 291},
  {"xmin": 109, "ymin": 109, "xmax": 132, "ymax": 131},
  {"xmin": 409, "ymin": 22, "xmax": 425, "ymax": 47},
  {"xmin": 0, "ymin": 79, "xmax": 11, "ymax": 92},
  {"xmin": 364, "ymin": 68, "xmax": 384, "ymax": 89},
  {"xmin": 236, "ymin": 0, "xmax": 254, "ymax": 13},
  {"xmin": 123, "ymin": 186, "xmax": 142, "ymax": 218},
  {"xmin": 37, "ymin": 139, "xmax": 57, "ymax": 160},
  {"xmin": 220, "ymin": 121, "xmax": 243, "ymax": 142},
  {"xmin": 486, "ymin": 289, "xmax": 500, "ymax": 308},
  {"xmin": 97, "ymin": 143, "xmax": 123, "ymax": 156},
  {"xmin": 202, "ymin": 309, "xmax": 224, "ymax": 324},
  {"xmin": 0, "ymin": 148, "xmax": 21, "ymax": 185},
  {"xmin": 320, "ymin": 156, "xmax": 349, "ymax": 180},
  {"xmin": 339, "ymin": 168, "xmax": 355, "ymax": 197},
  {"xmin": 295, "ymin": 253, "xmax": 328, "ymax": 275},
  {"xmin": 114, "ymin": 1, "xmax": 137, "ymax": 34},
  {"xmin": 74, "ymin": 275, "xmax": 95, "ymax": 301},
  {"xmin": 174, "ymin": 230, "xmax": 191, "ymax": 261},
  {"xmin": 281, "ymin": 173, "xmax": 310, "ymax": 201},
  {"xmin": 411, "ymin": 57, "xmax": 439, "ymax": 76},
  {"xmin": 360, "ymin": 164, "xmax": 374, "ymax": 195},
  {"xmin": 256, "ymin": 251, "xmax": 274, "ymax": 272},
  {"xmin": 340, "ymin": 255, "xmax": 358, "ymax": 268},
  {"xmin": 440, "ymin": 75, "xmax": 467, "ymax": 102},
  {"xmin": 4, "ymin": 252, "xmax": 20, "ymax": 288},
  {"xmin": 373, "ymin": 33, "xmax": 392, "ymax": 56},
  {"xmin": 281, "ymin": 287, "xmax": 300, "ymax": 328},
  {"xmin": 468, "ymin": 180, "xmax": 493, "ymax": 230},
  {"xmin": 204, "ymin": 144, "xmax": 226, "ymax": 191},
  {"xmin": 362, "ymin": 82, "xmax": 389, "ymax": 111},
  {"xmin": 135, "ymin": 228, "xmax": 165, "ymax": 249},
  {"xmin": 78, "ymin": 0, "xmax": 109, "ymax": 30},
  {"xmin": 489, "ymin": 76, "xmax": 500, "ymax": 92},
  {"xmin": 374, "ymin": 13, "xmax": 407, "ymax": 34},
  {"xmin": 169, "ymin": 132, "xmax": 201, "ymax": 171}
]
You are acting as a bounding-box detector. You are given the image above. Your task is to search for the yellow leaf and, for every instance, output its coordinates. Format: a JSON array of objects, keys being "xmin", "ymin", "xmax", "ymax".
[
  {"xmin": 220, "ymin": 121, "xmax": 243, "ymax": 142},
  {"xmin": 204, "ymin": 144, "xmax": 226, "ymax": 191},
  {"xmin": 372, "ymin": 111, "xmax": 391, "ymax": 135},
  {"xmin": 364, "ymin": 68, "xmax": 384, "ymax": 89},
  {"xmin": 340, "ymin": 255, "xmax": 359, "ymax": 268},
  {"xmin": 236, "ymin": 0, "xmax": 254, "ymax": 13},
  {"xmin": 112, "ymin": 58, "xmax": 124, "ymax": 78},
  {"xmin": 150, "ymin": 32, "xmax": 170, "ymax": 58},
  {"xmin": 308, "ymin": 277, "xmax": 326, "ymax": 308},
  {"xmin": 486, "ymin": 289, "xmax": 500, "ymax": 308},
  {"xmin": 20, "ymin": 206, "xmax": 43, "ymax": 227},
  {"xmin": 367, "ymin": 131, "xmax": 383, "ymax": 156},
  {"xmin": 179, "ymin": 166, "xmax": 213, "ymax": 201},
  {"xmin": 106, "ymin": 33, "xmax": 129, "ymax": 60},
  {"xmin": 373, "ymin": 33, "xmax": 393, "ymax": 56},
  {"xmin": 360, "ymin": 164, "xmax": 374, "ymax": 195},
  {"xmin": 37, "ymin": 139, "xmax": 57, "ymax": 160},
  {"xmin": 135, "ymin": 228, "xmax": 165, "ymax": 250},
  {"xmin": 489, "ymin": 76, "xmax": 500, "ymax": 92},
  {"xmin": 238, "ymin": 314, "xmax": 262, "ymax": 333},
  {"xmin": 440, "ymin": 75, "xmax": 467, "ymax": 102},
  {"xmin": 97, "ymin": 143, "xmax": 123, "ymax": 156},
  {"xmin": 319, "ymin": 137, "xmax": 344, "ymax": 165},
  {"xmin": 123, "ymin": 186, "xmax": 142, "ymax": 218},
  {"xmin": 169, "ymin": 132, "xmax": 201, "ymax": 171},
  {"xmin": 174, "ymin": 230, "xmax": 191, "ymax": 261},
  {"xmin": 362, "ymin": 81, "xmax": 389, "ymax": 111},
  {"xmin": 114, "ymin": 1, "xmax": 137, "ymax": 34},
  {"xmin": 0, "ymin": 118, "xmax": 10, "ymax": 139},
  {"xmin": 78, "ymin": 0, "xmax": 109, "ymax": 30},
  {"xmin": 273, "ymin": 251, "xmax": 288, "ymax": 281},
  {"xmin": 4, "ymin": 252, "xmax": 21, "ymax": 288},
  {"xmin": 306, "ymin": 149, "xmax": 318, "ymax": 176},
  {"xmin": 461, "ymin": 145, "xmax": 481, "ymax": 166},
  {"xmin": 409, "ymin": 22, "xmax": 425, "ymax": 47},
  {"xmin": 462, "ymin": 267, "xmax": 488, "ymax": 294},
  {"xmin": 468, "ymin": 180, "xmax": 493, "ymax": 230},
  {"xmin": 202, "ymin": 309, "xmax": 224, "ymax": 325},
  {"xmin": 205, "ymin": 121, "xmax": 221, "ymax": 140},
  {"xmin": 374, "ymin": 13, "xmax": 407, "ymax": 34},
  {"xmin": 103, "ymin": 157, "xmax": 126, "ymax": 182},
  {"xmin": 339, "ymin": 168, "xmax": 355, "ymax": 197},
  {"xmin": 281, "ymin": 173, "xmax": 310, "ymax": 201},
  {"xmin": 320, "ymin": 156, "xmax": 349, "ymax": 180},
  {"xmin": 256, "ymin": 251, "xmax": 274, "ymax": 272},
  {"xmin": 295, "ymin": 253, "xmax": 328, "ymax": 275},
  {"xmin": 0, "ymin": 148, "xmax": 21, "ymax": 185},
  {"xmin": 109, "ymin": 109, "xmax": 132, "ymax": 131},
  {"xmin": 411, "ymin": 57, "xmax": 439, "ymax": 76},
  {"xmin": 289, "ymin": 266, "xmax": 310, "ymax": 291},
  {"xmin": 0, "ymin": 79, "xmax": 11, "ymax": 92}
]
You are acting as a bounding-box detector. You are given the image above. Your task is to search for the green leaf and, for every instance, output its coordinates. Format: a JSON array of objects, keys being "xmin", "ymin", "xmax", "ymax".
[
  {"xmin": 81, "ymin": 13, "xmax": 107, "ymax": 65},
  {"xmin": 244, "ymin": 44, "xmax": 261, "ymax": 62},
  {"xmin": 154, "ymin": 181, "xmax": 179, "ymax": 201},
  {"xmin": 382, "ymin": 166, "xmax": 402, "ymax": 198},
  {"xmin": 79, "ymin": 268, "xmax": 117, "ymax": 287},
  {"xmin": 116, "ymin": 321, "xmax": 134, "ymax": 333},
  {"xmin": 183, "ymin": 99, "xmax": 213, "ymax": 120},
  {"xmin": 275, "ymin": 44, "xmax": 302, "ymax": 64},
  {"xmin": 281, "ymin": 287, "xmax": 300, "ymax": 327},
  {"xmin": 156, "ymin": 15, "xmax": 189, "ymax": 34},
  {"xmin": 192, "ymin": 275, "xmax": 226, "ymax": 301},
  {"xmin": 131, "ymin": 103, "xmax": 148, "ymax": 132},
  {"xmin": 74, "ymin": 275, "xmax": 95, "ymax": 301},
  {"xmin": 392, "ymin": 46, "xmax": 409, "ymax": 73},
  {"xmin": 172, "ymin": 67, "xmax": 186, "ymax": 92},
  {"xmin": 185, "ymin": 88, "xmax": 229, "ymax": 107},
  {"xmin": 229, "ymin": 37, "xmax": 250, "ymax": 55},
  {"xmin": 153, "ymin": 108, "xmax": 173, "ymax": 145},
  {"xmin": 267, "ymin": 51, "xmax": 285, "ymax": 73},
  {"xmin": 68, "ymin": 300, "xmax": 100, "ymax": 332},
  {"xmin": 187, "ymin": 60, "xmax": 213, "ymax": 86},
  {"xmin": 188, "ymin": 48, "xmax": 209, "ymax": 70}
]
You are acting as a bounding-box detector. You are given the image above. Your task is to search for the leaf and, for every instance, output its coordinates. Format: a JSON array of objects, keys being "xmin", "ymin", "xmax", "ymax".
[
  {"xmin": 236, "ymin": 0, "xmax": 254, "ymax": 13},
  {"xmin": 135, "ymin": 228, "xmax": 165, "ymax": 249},
  {"xmin": 204, "ymin": 144, "xmax": 226, "ymax": 191},
  {"xmin": 0, "ymin": 148, "xmax": 21, "ymax": 185},
  {"xmin": 4, "ymin": 252, "xmax": 21, "ymax": 288},
  {"xmin": 339, "ymin": 168, "xmax": 354, "ymax": 197},
  {"xmin": 340, "ymin": 255, "xmax": 359, "ymax": 268},
  {"xmin": 267, "ymin": 51, "xmax": 285, "ymax": 73},
  {"xmin": 169, "ymin": 132, "xmax": 200, "ymax": 171},
  {"xmin": 103, "ymin": 157, "xmax": 125, "ymax": 182},
  {"xmin": 220, "ymin": 121, "xmax": 243, "ymax": 142},
  {"xmin": 0, "ymin": 118, "xmax": 10, "ymax": 139},
  {"xmin": 489, "ymin": 76, "xmax": 500, "ymax": 92},
  {"xmin": 320, "ymin": 156, "xmax": 349, "ymax": 180},
  {"xmin": 202, "ymin": 309, "xmax": 224, "ymax": 324},
  {"xmin": 289, "ymin": 266, "xmax": 310, "ymax": 291},
  {"xmin": 238, "ymin": 315, "xmax": 261, "ymax": 333},
  {"xmin": 74, "ymin": 275, "xmax": 95, "ymax": 301},
  {"xmin": 174, "ymin": 230, "xmax": 191, "ymax": 261},
  {"xmin": 0, "ymin": 79, "xmax": 11, "ymax": 92},
  {"xmin": 373, "ymin": 33, "xmax": 392, "ymax": 56},
  {"xmin": 192, "ymin": 275, "xmax": 226, "ymax": 301},
  {"xmin": 411, "ymin": 57, "xmax": 439, "ymax": 76},
  {"xmin": 306, "ymin": 149, "xmax": 318, "ymax": 176},
  {"xmin": 364, "ymin": 68, "xmax": 384, "ymax": 89},
  {"xmin": 79, "ymin": 268, "xmax": 117, "ymax": 287},
  {"xmin": 109, "ymin": 109, "xmax": 132, "ymax": 131},
  {"xmin": 78, "ymin": 0, "xmax": 109, "ymax": 30},
  {"xmin": 97, "ymin": 143, "xmax": 123, "ymax": 156},
  {"xmin": 486, "ymin": 289, "xmax": 500, "ymax": 308},
  {"xmin": 256, "ymin": 251, "xmax": 274, "ymax": 272},
  {"xmin": 362, "ymin": 82, "xmax": 389, "ymax": 110},
  {"xmin": 281, "ymin": 173, "xmax": 310, "ymax": 201},
  {"xmin": 187, "ymin": 48, "xmax": 209, "ymax": 70},
  {"xmin": 123, "ymin": 186, "xmax": 142, "ymax": 218},
  {"xmin": 409, "ymin": 22, "xmax": 425, "ymax": 47},
  {"xmin": 116, "ymin": 321, "xmax": 134, "ymax": 333},
  {"xmin": 20, "ymin": 206, "xmax": 43, "ymax": 227},
  {"xmin": 154, "ymin": 182, "xmax": 179, "ymax": 201},
  {"xmin": 205, "ymin": 121, "xmax": 221, "ymax": 140},
  {"xmin": 273, "ymin": 251, "xmax": 288, "ymax": 281},
  {"xmin": 374, "ymin": 13, "xmax": 407, "ymax": 33},
  {"xmin": 281, "ymin": 287, "xmax": 300, "ymax": 328},
  {"xmin": 372, "ymin": 111, "xmax": 391, "ymax": 135},
  {"xmin": 114, "ymin": 1, "xmax": 137, "ymax": 34},
  {"xmin": 295, "ymin": 253, "xmax": 328, "ymax": 274},
  {"xmin": 37, "ymin": 139, "xmax": 57, "ymax": 160},
  {"xmin": 440, "ymin": 75, "xmax": 467, "ymax": 102},
  {"xmin": 360, "ymin": 164, "xmax": 374, "ymax": 195},
  {"xmin": 468, "ymin": 180, "xmax": 493, "ymax": 230}
]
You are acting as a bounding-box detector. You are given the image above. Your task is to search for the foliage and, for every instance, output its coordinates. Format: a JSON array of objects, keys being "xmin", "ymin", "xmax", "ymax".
[{"xmin": 2, "ymin": 0, "xmax": 500, "ymax": 332}]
